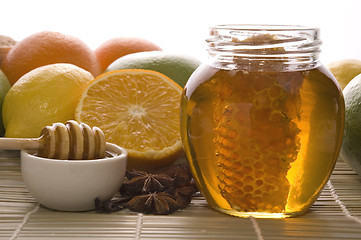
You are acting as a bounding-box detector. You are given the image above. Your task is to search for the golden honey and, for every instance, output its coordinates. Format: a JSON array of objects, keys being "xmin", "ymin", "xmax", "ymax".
[{"xmin": 180, "ymin": 25, "xmax": 345, "ymax": 218}]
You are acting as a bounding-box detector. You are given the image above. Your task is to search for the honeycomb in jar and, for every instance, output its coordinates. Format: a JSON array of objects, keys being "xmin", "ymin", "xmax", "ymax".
[{"xmin": 212, "ymin": 70, "xmax": 302, "ymax": 213}]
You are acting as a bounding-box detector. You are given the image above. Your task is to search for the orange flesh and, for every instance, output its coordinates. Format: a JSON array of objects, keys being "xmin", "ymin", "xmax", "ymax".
[{"xmin": 76, "ymin": 70, "xmax": 183, "ymax": 170}]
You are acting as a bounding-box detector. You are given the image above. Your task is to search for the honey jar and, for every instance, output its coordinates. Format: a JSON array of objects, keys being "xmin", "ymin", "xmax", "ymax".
[{"xmin": 180, "ymin": 24, "xmax": 345, "ymax": 218}]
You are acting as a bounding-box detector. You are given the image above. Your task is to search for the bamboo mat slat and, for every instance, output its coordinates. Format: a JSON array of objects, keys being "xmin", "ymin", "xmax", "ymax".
[{"xmin": 1, "ymin": 150, "xmax": 361, "ymax": 240}]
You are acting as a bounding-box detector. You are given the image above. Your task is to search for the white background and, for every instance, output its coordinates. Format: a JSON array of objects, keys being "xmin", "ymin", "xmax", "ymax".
[{"xmin": 1, "ymin": 0, "xmax": 360, "ymax": 65}]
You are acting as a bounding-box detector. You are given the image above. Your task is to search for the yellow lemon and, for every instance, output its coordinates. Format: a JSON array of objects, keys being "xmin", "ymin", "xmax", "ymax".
[
  {"xmin": 327, "ymin": 59, "xmax": 361, "ymax": 89},
  {"xmin": 3, "ymin": 63, "xmax": 94, "ymax": 138},
  {"xmin": 0, "ymin": 70, "xmax": 11, "ymax": 136}
]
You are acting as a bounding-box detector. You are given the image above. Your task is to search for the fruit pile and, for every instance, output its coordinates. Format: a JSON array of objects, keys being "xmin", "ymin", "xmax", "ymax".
[{"xmin": 0, "ymin": 31, "xmax": 200, "ymax": 172}]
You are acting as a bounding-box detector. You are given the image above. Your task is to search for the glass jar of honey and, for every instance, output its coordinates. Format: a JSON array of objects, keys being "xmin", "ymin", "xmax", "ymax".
[{"xmin": 180, "ymin": 24, "xmax": 345, "ymax": 218}]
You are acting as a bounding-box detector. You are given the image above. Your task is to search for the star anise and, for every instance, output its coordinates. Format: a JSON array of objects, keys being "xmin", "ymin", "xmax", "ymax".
[
  {"xmin": 152, "ymin": 162, "xmax": 194, "ymax": 187},
  {"xmin": 122, "ymin": 170, "xmax": 174, "ymax": 195},
  {"xmin": 95, "ymin": 161, "xmax": 198, "ymax": 215},
  {"xmin": 95, "ymin": 196, "xmax": 132, "ymax": 213},
  {"xmin": 127, "ymin": 192, "xmax": 179, "ymax": 215},
  {"xmin": 174, "ymin": 183, "xmax": 198, "ymax": 209}
]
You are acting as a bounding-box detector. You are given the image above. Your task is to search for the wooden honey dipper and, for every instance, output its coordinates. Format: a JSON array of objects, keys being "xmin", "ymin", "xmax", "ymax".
[{"xmin": 0, "ymin": 120, "xmax": 106, "ymax": 160}]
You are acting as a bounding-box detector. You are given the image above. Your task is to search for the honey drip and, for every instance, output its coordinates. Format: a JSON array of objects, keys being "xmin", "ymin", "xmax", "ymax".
[{"xmin": 212, "ymin": 70, "xmax": 302, "ymax": 213}]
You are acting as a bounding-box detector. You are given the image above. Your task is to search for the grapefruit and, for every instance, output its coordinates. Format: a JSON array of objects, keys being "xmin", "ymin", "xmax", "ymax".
[{"xmin": 106, "ymin": 51, "xmax": 200, "ymax": 87}]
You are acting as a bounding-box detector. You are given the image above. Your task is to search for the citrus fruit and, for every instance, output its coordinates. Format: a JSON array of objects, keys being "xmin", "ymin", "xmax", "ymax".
[
  {"xmin": 94, "ymin": 37, "xmax": 162, "ymax": 72},
  {"xmin": 0, "ymin": 35, "xmax": 16, "ymax": 65},
  {"xmin": 106, "ymin": 51, "xmax": 201, "ymax": 87},
  {"xmin": 3, "ymin": 63, "xmax": 94, "ymax": 138},
  {"xmin": 327, "ymin": 59, "xmax": 361, "ymax": 89},
  {"xmin": 0, "ymin": 35, "xmax": 16, "ymax": 47},
  {"xmin": 0, "ymin": 70, "xmax": 11, "ymax": 136},
  {"xmin": 75, "ymin": 69, "xmax": 183, "ymax": 170},
  {"xmin": 340, "ymin": 73, "xmax": 361, "ymax": 175},
  {"xmin": 1, "ymin": 31, "xmax": 100, "ymax": 85}
]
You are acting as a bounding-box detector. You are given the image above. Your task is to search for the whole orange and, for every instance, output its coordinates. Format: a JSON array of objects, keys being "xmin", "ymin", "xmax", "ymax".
[
  {"xmin": 94, "ymin": 37, "xmax": 162, "ymax": 72},
  {"xmin": 1, "ymin": 31, "xmax": 101, "ymax": 85}
]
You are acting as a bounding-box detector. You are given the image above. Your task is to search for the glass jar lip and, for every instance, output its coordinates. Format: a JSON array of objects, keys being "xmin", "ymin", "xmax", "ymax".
[
  {"xmin": 211, "ymin": 24, "xmax": 319, "ymax": 32},
  {"xmin": 207, "ymin": 24, "xmax": 321, "ymax": 71}
]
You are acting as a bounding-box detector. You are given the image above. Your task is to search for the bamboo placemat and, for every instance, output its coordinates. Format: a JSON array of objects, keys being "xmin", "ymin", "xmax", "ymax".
[{"xmin": 1, "ymin": 150, "xmax": 361, "ymax": 240}]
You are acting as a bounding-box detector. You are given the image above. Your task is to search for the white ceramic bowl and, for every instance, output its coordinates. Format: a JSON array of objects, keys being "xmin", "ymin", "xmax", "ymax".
[{"xmin": 21, "ymin": 143, "xmax": 127, "ymax": 212}]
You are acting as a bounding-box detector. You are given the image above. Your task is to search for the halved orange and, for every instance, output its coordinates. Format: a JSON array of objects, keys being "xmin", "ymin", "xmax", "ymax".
[{"xmin": 75, "ymin": 69, "xmax": 183, "ymax": 170}]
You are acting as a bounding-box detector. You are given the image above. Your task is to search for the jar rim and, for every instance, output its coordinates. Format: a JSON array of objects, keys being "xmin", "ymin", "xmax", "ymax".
[
  {"xmin": 206, "ymin": 24, "xmax": 321, "ymax": 71},
  {"xmin": 211, "ymin": 24, "xmax": 319, "ymax": 32}
]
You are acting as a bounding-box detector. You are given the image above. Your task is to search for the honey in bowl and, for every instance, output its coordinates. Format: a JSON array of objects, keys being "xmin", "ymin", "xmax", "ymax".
[{"xmin": 180, "ymin": 25, "xmax": 345, "ymax": 218}]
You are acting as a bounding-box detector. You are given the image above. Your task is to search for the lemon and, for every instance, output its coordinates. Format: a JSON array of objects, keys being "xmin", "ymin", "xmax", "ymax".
[
  {"xmin": 340, "ymin": 73, "xmax": 361, "ymax": 175},
  {"xmin": 327, "ymin": 59, "xmax": 361, "ymax": 89},
  {"xmin": 75, "ymin": 69, "xmax": 183, "ymax": 170},
  {"xmin": 3, "ymin": 63, "xmax": 94, "ymax": 138},
  {"xmin": 0, "ymin": 70, "xmax": 11, "ymax": 136},
  {"xmin": 106, "ymin": 51, "xmax": 200, "ymax": 87}
]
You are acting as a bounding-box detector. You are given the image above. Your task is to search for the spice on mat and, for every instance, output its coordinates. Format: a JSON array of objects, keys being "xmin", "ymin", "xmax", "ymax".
[
  {"xmin": 124, "ymin": 170, "xmax": 174, "ymax": 194},
  {"xmin": 127, "ymin": 192, "xmax": 179, "ymax": 215},
  {"xmin": 95, "ymin": 162, "xmax": 198, "ymax": 214}
]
